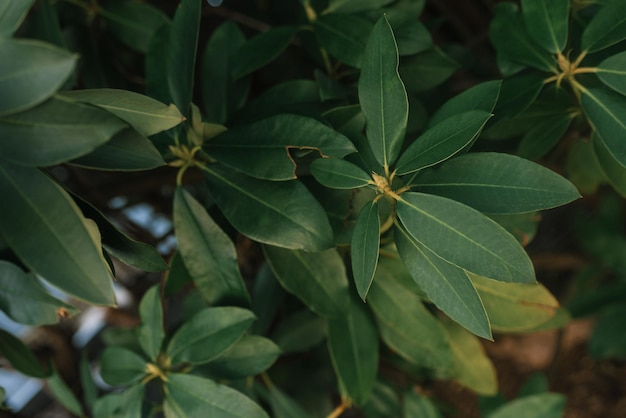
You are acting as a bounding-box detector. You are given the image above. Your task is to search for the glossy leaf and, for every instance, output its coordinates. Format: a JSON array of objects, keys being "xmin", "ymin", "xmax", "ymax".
[
  {"xmin": 521, "ymin": 0, "xmax": 569, "ymax": 53},
  {"xmin": 0, "ymin": 161, "xmax": 116, "ymax": 305},
  {"xmin": 314, "ymin": 14, "xmax": 372, "ymax": 68},
  {"xmin": 429, "ymin": 80, "xmax": 501, "ymax": 127},
  {"xmin": 368, "ymin": 264, "xmax": 453, "ymax": 370},
  {"xmin": 395, "ymin": 110, "xmax": 492, "ymax": 175},
  {"xmin": 0, "ymin": 97, "xmax": 126, "ymax": 166},
  {"xmin": 0, "ymin": 0, "xmax": 35, "ymax": 37},
  {"xmin": 263, "ymin": 246, "xmax": 350, "ymax": 318},
  {"xmin": 206, "ymin": 114, "xmax": 356, "ymax": 181},
  {"xmin": 166, "ymin": 307, "xmax": 255, "ymax": 366},
  {"xmin": 99, "ymin": 347, "xmax": 147, "ymax": 386},
  {"xmin": 396, "ymin": 192, "xmax": 535, "ymax": 283},
  {"xmin": 0, "ymin": 39, "xmax": 76, "ymax": 116},
  {"xmin": 403, "ymin": 391, "xmax": 442, "ymax": 418},
  {"xmin": 232, "ymin": 26, "xmax": 298, "ymax": 80},
  {"xmin": 490, "ymin": 3, "xmax": 556, "ymax": 72},
  {"xmin": 324, "ymin": 0, "xmax": 394, "ymax": 14},
  {"xmin": 359, "ymin": 16, "xmax": 408, "ymax": 169},
  {"xmin": 102, "ymin": 0, "xmax": 170, "ymax": 53},
  {"xmin": 48, "ymin": 367, "xmax": 84, "ymax": 417},
  {"xmin": 70, "ymin": 128, "xmax": 165, "ymax": 171},
  {"xmin": 0, "ymin": 329, "xmax": 49, "ymax": 378},
  {"xmin": 581, "ymin": 87, "xmax": 626, "ymax": 167},
  {"xmin": 202, "ymin": 21, "xmax": 250, "ymax": 124},
  {"xmin": 395, "ymin": 225, "xmax": 491, "ymax": 340},
  {"xmin": 487, "ymin": 393, "xmax": 566, "ymax": 418},
  {"xmin": 411, "ymin": 153, "xmax": 580, "ymax": 214},
  {"xmin": 271, "ymin": 309, "xmax": 327, "ymax": 353},
  {"xmin": 594, "ymin": 134, "xmax": 626, "ymax": 197},
  {"xmin": 203, "ymin": 335, "xmax": 280, "ymax": 380},
  {"xmin": 164, "ymin": 373, "xmax": 269, "ymax": 418},
  {"xmin": 327, "ymin": 299, "xmax": 378, "ymax": 406},
  {"xmin": 203, "ymin": 165, "xmax": 334, "ymax": 251},
  {"xmin": 597, "ymin": 52, "xmax": 626, "ymax": 96},
  {"xmin": 400, "ymin": 49, "xmax": 459, "ymax": 93},
  {"xmin": 518, "ymin": 113, "xmax": 573, "ymax": 160},
  {"xmin": 352, "ymin": 200, "xmax": 380, "ymax": 301},
  {"xmin": 311, "ymin": 158, "xmax": 372, "ymax": 189},
  {"xmin": 581, "ymin": 1, "xmax": 626, "ymax": 53},
  {"xmin": 442, "ymin": 320, "xmax": 497, "ymax": 395},
  {"xmin": 0, "ymin": 261, "xmax": 74, "ymax": 326},
  {"xmin": 167, "ymin": 0, "xmax": 201, "ymax": 117},
  {"xmin": 174, "ymin": 188, "xmax": 249, "ymax": 306},
  {"xmin": 138, "ymin": 285, "xmax": 164, "ymax": 361}
]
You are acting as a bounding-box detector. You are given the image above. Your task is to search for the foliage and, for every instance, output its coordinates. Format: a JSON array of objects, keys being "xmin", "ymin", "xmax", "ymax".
[{"xmin": 0, "ymin": 0, "xmax": 625, "ymax": 417}]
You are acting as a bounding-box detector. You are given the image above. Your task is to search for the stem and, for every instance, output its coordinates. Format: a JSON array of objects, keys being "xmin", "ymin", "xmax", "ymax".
[
  {"xmin": 379, "ymin": 212, "xmax": 395, "ymax": 235},
  {"xmin": 326, "ymin": 399, "xmax": 350, "ymax": 418},
  {"xmin": 572, "ymin": 67, "xmax": 598, "ymax": 75}
]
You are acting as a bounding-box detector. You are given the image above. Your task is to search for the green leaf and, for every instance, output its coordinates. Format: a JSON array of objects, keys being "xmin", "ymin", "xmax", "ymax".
[
  {"xmin": 166, "ymin": 307, "xmax": 255, "ymax": 366},
  {"xmin": 263, "ymin": 246, "xmax": 350, "ymax": 318},
  {"xmin": 0, "ymin": 261, "xmax": 74, "ymax": 326},
  {"xmin": 59, "ymin": 89, "xmax": 184, "ymax": 137},
  {"xmin": 206, "ymin": 114, "xmax": 356, "ymax": 181},
  {"xmin": 399, "ymin": 49, "xmax": 460, "ymax": 93},
  {"xmin": 395, "ymin": 225, "xmax": 491, "ymax": 340},
  {"xmin": 0, "ymin": 0, "xmax": 35, "ymax": 37},
  {"xmin": 202, "ymin": 21, "xmax": 250, "ymax": 124},
  {"xmin": 167, "ymin": 0, "xmax": 201, "ymax": 117},
  {"xmin": 521, "ymin": 0, "xmax": 569, "ymax": 53},
  {"xmin": 0, "ymin": 39, "xmax": 76, "ymax": 116},
  {"xmin": 327, "ymin": 299, "xmax": 378, "ymax": 406},
  {"xmin": 494, "ymin": 74, "xmax": 545, "ymax": 119},
  {"xmin": 69, "ymin": 128, "xmax": 165, "ymax": 171},
  {"xmin": 0, "ymin": 97, "xmax": 126, "ymax": 166},
  {"xmin": 403, "ymin": 391, "xmax": 442, "ymax": 418},
  {"xmin": 271, "ymin": 309, "xmax": 327, "ymax": 353},
  {"xmin": 164, "ymin": 251, "xmax": 193, "ymax": 295},
  {"xmin": 442, "ymin": 320, "xmax": 497, "ymax": 395},
  {"xmin": 597, "ymin": 52, "xmax": 626, "ymax": 96},
  {"xmin": 99, "ymin": 347, "xmax": 147, "ymax": 386},
  {"xmin": 391, "ymin": 19, "xmax": 432, "ymax": 56},
  {"xmin": 589, "ymin": 304, "xmax": 626, "ymax": 359},
  {"xmin": 101, "ymin": 0, "xmax": 169, "ymax": 53},
  {"xmin": 266, "ymin": 384, "xmax": 311, "ymax": 418},
  {"xmin": 428, "ymin": 80, "xmax": 501, "ymax": 127},
  {"xmin": 80, "ymin": 352, "xmax": 98, "ymax": 410},
  {"xmin": 93, "ymin": 384, "xmax": 144, "ymax": 418},
  {"xmin": 581, "ymin": 87, "xmax": 626, "ymax": 167},
  {"xmin": 395, "ymin": 110, "xmax": 492, "ymax": 175},
  {"xmin": 487, "ymin": 393, "xmax": 566, "ymax": 418},
  {"xmin": 314, "ymin": 14, "xmax": 372, "ymax": 68},
  {"xmin": 351, "ymin": 200, "xmax": 380, "ymax": 301},
  {"xmin": 368, "ymin": 265, "xmax": 452, "ymax": 370},
  {"xmin": 311, "ymin": 158, "xmax": 372, "ymax": 189},
  {"xmin": 164, "ymin": 373, "xmax": 269, "ymax": 418},
  {"xmin": 0, "ymin": 161, "xmax": 116, "ymax": 305},
  {"xmin": 202, "ymin": 335, "xmax": 280, "ymax": 380},
  {"xmin": 47, "ymin": 366, "xmax": 84, "ymax": 417},
  {"xmin": 203, "ymin": 165, "xmax": 334, "ymax": 251},
  {"xmin": 232, "ymin": 26, "xmax": 298, "ymax": 80},
  {"xmin": 396, "ymin": 192, "xmax": 535, "ymax": 283},
  {"xmin": 137, "ymin": 285, "xmax": 164, "ymax": 361},
  {"xmin": 581, "ymin": 1, "xmax": 626, "ymax": 53},
  {"xmin": 0, "ymin": 329, "xmax": 49, "ymax": 378},
  {"xmin": 146, "ymin": 24, "xmax": 171, "ymax": 105},
  {"xmin": 490, "ymin": 3, "xmax": 556, "ymax": 72},
  {"xmin": 411, "ymin": 153, "xmax": 580, "ymax": 214},
  {"xmin": 594, "ymin": 134, "xmax": 626, "ymax": 197},
  {"xmin": 324, "ymin": 0, "xmax": 394, "ymax": 14},
  {"xmin": 174, "ymin": 187, "xmax": 250, "ymax": 306},
  {"xmin": 359, "ymin": 16, "xmax": 408, "ymax": 170},
  {"xmin": 518, "ymin": 113, "xmax": 573, "ymax": 160},
  {"xmin": 470, "ymin": 273, "xmax": 559, "ymax": 332}
]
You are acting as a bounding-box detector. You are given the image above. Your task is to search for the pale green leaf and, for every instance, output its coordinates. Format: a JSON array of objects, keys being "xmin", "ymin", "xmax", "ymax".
[
  {"xmin": 232, "ymin": 26, "xmax": 298, "ymax": 80},
  {"xmin": 314, "ymin": 14, "xmax": 372, "ymax": 68},
  {"xmin": 581, "ymin": 1, "xmax": 626, "ymax": 53},
  {"xmin": 102, "ymin": 0, "xmax": 170, "ymax": 53},
  {"xmin": 311, "ymin": 158, "xmax": 372, "ymax": 189},
  {"xmin": 581, "ymin": 87, "xmax": 626, "ymax": 167},
  {"xmin": 99, "ymin": 347, "xmax": 147, "ymax": 386},
  {"xmin": 0, "ymin": 0, "xmax": 35, "ymax": 37},
  {"xmin": 521, "ymin": 0, "xmax": 569, "ymax": 53},
  {"xmin": 138, "ymin": 285, "xmax": 164, "ymax": 361},
  {"xmin": 351, "ymin": 200, "xmax": 380, "ymax": 301},
  {"xmin": 597, "ymin": 52, "xmax": 626, "ymax": 96}
]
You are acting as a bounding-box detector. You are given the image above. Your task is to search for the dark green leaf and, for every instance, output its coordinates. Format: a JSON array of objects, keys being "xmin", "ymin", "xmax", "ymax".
[
  {"xmin": 411, "ymin": 153, "xmax": 580, "ymax": 214},
  {"xmin": 0, "ymin": 162, "xmax": 116, "ymax": 305},
  {"xmin": 351, "ymin": 200, "xmax": 380, "ymax": 301},
  {"xmin": 164, "ymin": 250, "xmax": 193, "ymax": 295},
  {"xmin": 232, "ymin": 26, "xmax": 298, "ymax": 80},
  {"xmin": 392, "ymin": 20, "xmax": 432, "ymax": 56},
  {"xmin": 581, "ymin": 1, "xmax": 626, "ymax": 53},
  {"xmin": 0, "ymin": 261, "xmax": 74, "ymax": 326},
  {"xmin": 27, "ymin": 0, "xmax": 65, "ymax": 48},
  {"xmin": 395, "ymin": 225, "xmax": 491, "ymax": 340},
  {"xmin": 429, "ymin": 80, "xmax": 501, "ymax": 127},
  {"xmin": 597, "ymin": 52, "xmax": 626, "ymax": 96},
  {"xmin": 202, "ymin": 21, "xmax": 250, "ymax": 124},
  {"xmin": 487, "ymin": 393, "xmax": 566, "ymax": 418},
  {"xmin": 251, "ymin": 264, "xmax": 286, "ymax": 335},
  {"xmin": 99, "ymin": 347, "xmax": 147, "ymax": 386},
  {"xmin": 324, "ymin": 0, "xmax": 394, "ymax": 14},
  {"xmin": 271, "ymin": 309, "xmax": 327, "ymax": 353},
  {"xmin": 327, "ymin": 299, "xmax": 378, "ymax": 406},
  {"xmin": 0, "ymin": 329, "xmax": 49, "ymax": 378},
  {"xmin": 206, "ymin": 114, "xmax": 356, "ymax": 181},
  {"xmin": 594, "ymin": 134, "xmax": 626, "ymax": 197},
  {"xmin": 494, "ymin": 74, "xmax": 545, "ymax": 119},
  {"xmin": 102, "ymin": 0, "xmax": 170, "ymax": 53},
  {"xmin": 314, "ymin": 14, "xmax": 372, "ymax": 68},
  {"xmin": 399, "ymin": 48, "xmax": 459, "ymax": 93},
  {"xmin": 93, "ymin": 384, "xmax": 144, "ymax": 418},
  {"xmin": 311, "ymin": 158, "xmax": 372, "ymax": 189},
  {"xmin": 0, "ymin": 38, "xmax": 76, "ymax": 116},
  {"xmin": 203, "ymin": 165, "xmax": 334, "ymax": 251},
  {"xmin": 47, "ymin": 366, "xmax": 84, "ymax": 417},
  {"xmin": 403, "ymin": 391, "xmax": 442, "ymax": 418},
  {"xmin": 174, "ymin": 187, "xmax": 249, "ymax": 306},
  {"xmin": 0, "ymin": 97, "xmax": 126, "ymax": 166},
  {"xmin": 80, "ymin": 352, "xmax": 98, "ymax": 410},
  {"xmin": 581, "ymin": 87, "xmax": 626, "ymax": 167},
  {"xmin": 138, "ymin": 285, "xmax": 164, "ymax": 361},
  {"xmin": 166, "ymin": 307, "xmax": 255, "ymax": 366},
  {"xmin": 266, "ymin": 384, "xmax": 311, "ymax": 418},
  {"xmin": 359, "ymin": 16, "xmax": 408, "ymax": 170},
  {"xmin": 0, "ymin": 0, "xmax": 35, "ymax": 37},
  {"xmin": 202, "ymin": 335, "xmax": 280, "ymax": 380},
  {"xmin": 396, "ymin": 192, "xmax": 535, "ymax": 283},
  {"xmin": 395, "ymin": 110, "xmax": 492, "ymax": 175},
  {"xmin": 164, "ymin": 373, "xmax": 269, "ymax": 418},
  {"xmin": 521, "ymin": 0, "xmax": 569, "ymax": 53},
  {"xmin": 518, "ymin": 113, "xmax": 573, "ymax": 159},
  {"xmin": 263, "ymin": 246, "xmax": 350, "ymax": 318},
  {"xmin": 589, "ymin": 304, "xmax": 626, "ymax": 359},
  {"xmin": 146, "ymin": 24, "xmax": 171, "ymax": 105}
]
